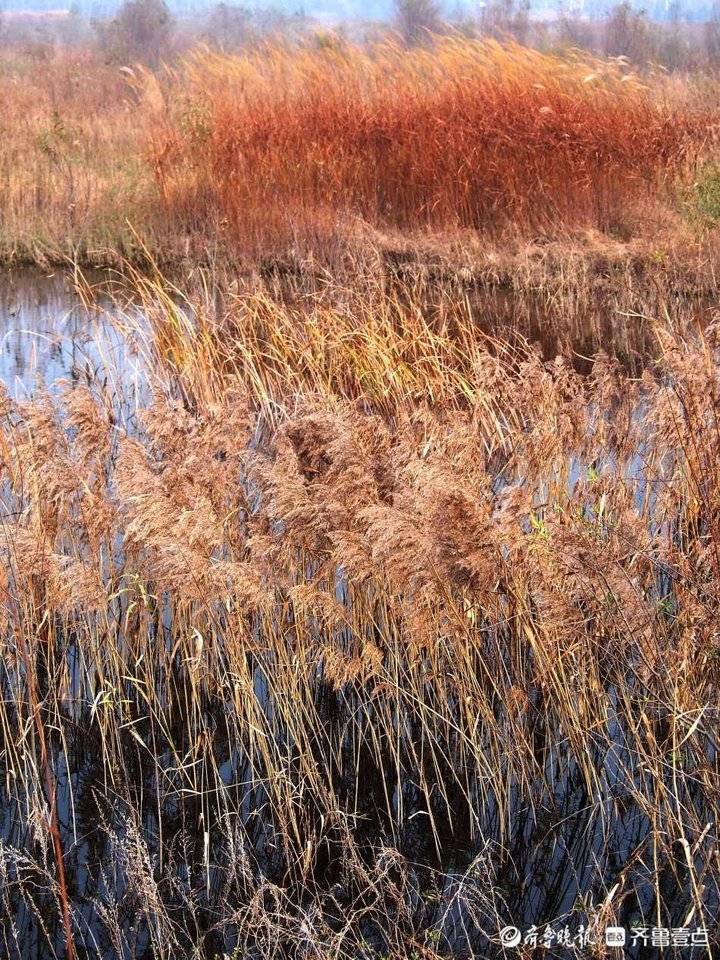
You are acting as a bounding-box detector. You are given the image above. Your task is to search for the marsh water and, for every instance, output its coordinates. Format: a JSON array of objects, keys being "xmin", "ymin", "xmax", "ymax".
[
  {"xmin": 0, "ymin": 271, "xmax": 126, "ymax": 394},
  {"xmin": 0, "ymin": 271, "xmax": 717, "ymax": 960}
]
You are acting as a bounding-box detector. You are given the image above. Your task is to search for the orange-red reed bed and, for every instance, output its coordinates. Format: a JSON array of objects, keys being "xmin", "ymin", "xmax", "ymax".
[{"xmin": 154, "ymin": 39, "xmax": 713, "ymax": 251}]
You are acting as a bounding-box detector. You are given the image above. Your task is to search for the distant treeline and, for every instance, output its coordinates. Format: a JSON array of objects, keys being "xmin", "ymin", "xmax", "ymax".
[
  {"xmin": 4, "ymin": 0, "xmax": 720, "ymax": 23},
  {"xmin": 3, "ymin": 0, "xmax": 720, "ymax": 72}
]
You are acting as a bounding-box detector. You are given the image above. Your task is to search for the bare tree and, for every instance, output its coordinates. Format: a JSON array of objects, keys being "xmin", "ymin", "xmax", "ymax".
[
  {"xmin": 206, "ymin": 3, "xmax": 254, "ymax": 50},
  {"xmin": 394, "ymin": 0, "xmax": 442, "ymax": 46},
  {"xmin": 480, "ymin": 0, "xmax": 532, "ymax": 45},
  {"xmin": 603, "ymin": 2, "xmax": 656, "ymax": 63},
  {"xmin": 704, "ymin": 2, "xmax": 720, "ymax": 67},
  {"xmin": 95, "ymin": 0, "xmax": 174, "ymax": 66}
]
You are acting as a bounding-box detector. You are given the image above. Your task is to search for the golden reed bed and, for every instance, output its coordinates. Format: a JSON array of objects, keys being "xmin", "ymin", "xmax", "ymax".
[{"xmin": 0, "ymin": 269, "xmax": 718, "ymax": 957}]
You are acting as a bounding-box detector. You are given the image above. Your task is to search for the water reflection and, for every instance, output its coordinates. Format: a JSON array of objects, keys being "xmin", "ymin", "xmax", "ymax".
[{"xmin": 0, "ymin": 270, "xmax": 143, "ymax": 418}]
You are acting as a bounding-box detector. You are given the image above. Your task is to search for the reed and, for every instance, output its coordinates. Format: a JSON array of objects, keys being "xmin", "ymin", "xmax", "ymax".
[
  {"xmin": 0, "ymin": 47, "xmax": 160, "ymax": 265},
  {"xmin": 2, "ymin": 28, "xmax": 720, "ymax": 960},
  {"xmin": 0, "ymin": 267, "xmax": 718, "ymax": 957},
  {"xmin": 0, "ymin": 39, "xmax": 718, "ymax": 268},
  {"xmin": 154, "ymin": 38, "xmax": 712, "ymax": 252}
]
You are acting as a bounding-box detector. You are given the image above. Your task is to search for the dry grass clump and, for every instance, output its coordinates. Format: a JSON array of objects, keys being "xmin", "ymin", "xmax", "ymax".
[
  {"xmin": 0, "ymin": 48, "xmax": 157, "ymax": 265},
  {"xmin": 153, "ymin": 38, "xmax": 711, "ymax": 253},
  {"xmin": 0, "ymin": 272, "xmax": 718, "ymax": 957}
]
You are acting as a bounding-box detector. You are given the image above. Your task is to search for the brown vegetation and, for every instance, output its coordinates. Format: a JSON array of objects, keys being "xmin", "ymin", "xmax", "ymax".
[
  {"xmin": 0, "ymin": 268, "xmax": 719, "ymax": 956},
  {"xmin": 154, "ymin": 39, "xmax": 713, "ymax": 252},
  {"xmin": 0, "ymin": 47, "xmax": 155, "ymax": 264},
  {"xmin": 2, "ymin": 29, "xmax": 720, "ymax": 960},
  {"xmin": 0, "ymin": 37, "xmax": 719, "ymax": 271}
]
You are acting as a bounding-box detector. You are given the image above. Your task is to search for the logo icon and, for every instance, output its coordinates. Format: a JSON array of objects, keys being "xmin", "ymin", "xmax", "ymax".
[
  {"xmin": 500, "ymin": 926, "xmax": 522, "ymax": 948},
  {"xmin": 605, "ymin": 926, "xmax": 627, "ymax": 947}
]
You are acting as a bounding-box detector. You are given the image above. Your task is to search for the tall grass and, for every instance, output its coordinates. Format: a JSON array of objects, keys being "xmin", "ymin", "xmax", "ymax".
[
  {"xmin": 2, "ymin": 34, "xmax": 720, "ymax": 960},
  {"xmin": 0, "ymin": 38, "xmax": 718, "ymax": 268},
  {"xmin": 0, "ymin": 269, "xmax": 718, "ymax": 957},
  {"xmin": 0, "ymin": 48, "xmax": 159, "ymax": 265},
  {"xmin": 154, "ymin": 38, "xmax": 712, "ymax": 252}
]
